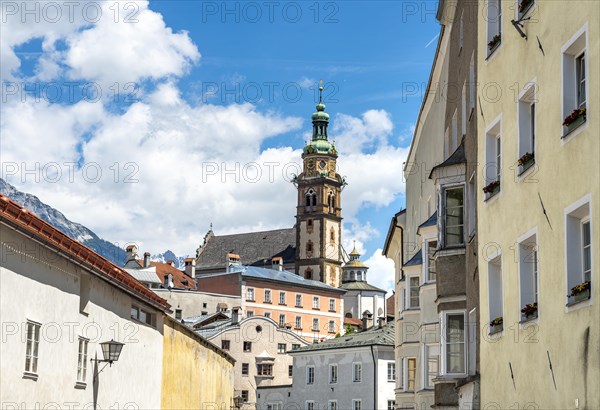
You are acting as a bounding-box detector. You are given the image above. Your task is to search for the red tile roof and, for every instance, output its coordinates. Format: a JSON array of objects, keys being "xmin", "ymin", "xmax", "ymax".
[
  {"xmin": 149, "ymin": 261, "xmax": 196, "ymax": 290},
  {"xmin": 0, "ymin": 194, "xmax": 170, "ymax": 310},
  {"xmin": 344, "ymin": 317, "xmax": 363, "ymax": 326}
]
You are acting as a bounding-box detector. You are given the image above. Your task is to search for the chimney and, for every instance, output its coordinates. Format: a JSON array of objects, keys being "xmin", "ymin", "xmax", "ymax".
[
  {"xmin": 143, "ymin": 252, "xmax": 151, "ymax": 268},
  {"xmin": 378, "ymin": 317, "xmax": 385, "ymax": 329},
  {"xmin": 184, "ymin": 258, "xmax": 196, "ymax": 278},
  {"xmin": 125, "ymin": 245, "xmax": 137, "ymax": 262},
  {"xmin": 226, "ymin": 253, "xmax": 241, "ymax": 273},
  {"xmin": 271, "ymin": 257, "xmax": 283, "ymax": 271},
  {"xmin": 167, "ymin": 260, "xmax": 175, "ymax": 267},
  {"xmin": 362, "ymin": 311, "xmax": 373, "ymax": 331},
  {"xmin": 232, "ymin": 307, "xmax": 240, "ymax": 325}
]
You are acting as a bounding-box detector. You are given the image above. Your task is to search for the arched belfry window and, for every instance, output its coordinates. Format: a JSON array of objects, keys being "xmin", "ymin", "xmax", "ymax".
[
  {"xmin": 328, "ymin": 191, "xmax": 336, "ymax": 211},
  {"xmin": 305, "ymin": 189, "xmax": 317, "ymax": 208},
  {"xmin": 305, "ymin": 268, "xmax": 313, "ymax": 280}
]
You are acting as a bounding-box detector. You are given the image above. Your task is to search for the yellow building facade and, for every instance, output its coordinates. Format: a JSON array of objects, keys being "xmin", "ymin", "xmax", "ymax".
[
  {"xmin": 162, "ymin": 316, "xmax": 235, "ymax": 409},
  {"xmin": 477, "ymin": 0, "xmax": 599, "ymax": 408}
]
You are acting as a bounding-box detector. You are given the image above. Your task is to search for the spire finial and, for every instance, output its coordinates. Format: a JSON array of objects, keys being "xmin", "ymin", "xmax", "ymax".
[
  {"xmin": 319, "ymin": 79, "xmax": 324, "ymax": 103},
  {"xmin": 209, "ymin": 222, "xmax": 213, "ymax": 231}
]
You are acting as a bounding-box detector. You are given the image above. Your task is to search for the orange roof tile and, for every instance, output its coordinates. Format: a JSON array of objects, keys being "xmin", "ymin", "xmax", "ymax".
[
  {"xmin": 150, "ymin": 261, "xmax": 196, "ymax": 290},
  {"xmin": 0, "ymin": 194, "xmax": 170, "ymax": 310}
]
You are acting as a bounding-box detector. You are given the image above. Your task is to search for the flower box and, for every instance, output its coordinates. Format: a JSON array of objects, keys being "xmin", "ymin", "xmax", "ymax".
[
  {"xmin": 483, "ymin": 180, "xmax": 500, "ymax": 196},
  {"xmin": 563, "ymin": 108, "xmax": 587, "ymax": 135},
  {"xmin": 489, "ymin": 317, "xmax": 503, "ymax": 334},
  {"xmin": 520, "ymin": 303, "xmax": 538, "ymax": 321},
  {"xmin": 518, "ymin": 0, "xmax": 534, "ymax": 15},
  {"xmin": 568, "ymin": 281, "xmax": 591, "ymax": 304},
  {"xmin": 518, "ymin": 152, "xmax": 535, "ymax": 174},
  {"xmin": 488, "ymin": 34, "xmax": 501, "ymax": 53}
]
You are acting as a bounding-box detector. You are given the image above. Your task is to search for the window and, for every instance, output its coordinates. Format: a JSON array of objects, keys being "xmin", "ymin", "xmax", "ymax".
[
  {"xmin": 452, "ymin": 110, "xmax": 458, "ymax": 151},
  {"xmin": 306, "ymin": 366, "xmax": 315, "ymax": 384},
  {"xmin": 329, "ymin": 364, "xmax": 338, "ymax": 383},
  {"xmin": 202, "ymin": 302, "xmax": 207, "ymax": 308},
  {"xmin": 243, "ymin": 341, "xmax": 252, "ymax": 352},
  {"xmin": 424, "ymin": 345, "xmax": 439, "ymax": 388},
  {"xmin": 241, "ymin": 391, "xmax": 249, "ymax": 403},
  {"xmin": 353, "ymin": 400, "xmax": 362, "ymax": 410},
  {"xmin": 175, "ymin": 308, "xmax": 182, "ymax": 320},
  {"xmin": 24, "ymin": 321, "xmax": 40, "ymax": 374},
  {"xmin": 289, "ymin": 365, "xmax": 293, "ymax": 377},
  {"xmin": 278, "ymin": 343, "xmax": 287, "ymax": 353},
  {"xmin": 328, "ymin": 401, "xmax": 338, "ymax": 410},
  {"xmin": 566, "ymin": 196, "xmax": 592, "ymax": 304},
  {"xmin": 443, "ymin": 186, "xmax": 465, "ymax": 245},
  {"xmin": 131, "ymin": 305, "xmax": 154, "ymax": 326},
  {"xmin": 398, "ymin": 358, "xmax": 404, "ymax": 390},
  {"xmin": 242, "ymin": 363, "xmax": 249, "ymax": 375},
  {"xmin": 247, "ymin": 288, "xmax": 255, "ymax": 301},
  {"xmin": 484, "ymin": 118, "xmax": 501, "ymax": 198},
  {"xmin": 264, "ymin": 289, "xmax": 272, "ymax": 303},
  {"xmin": 328, "ymin": 321, "xmax": 335, "ymax": 333},
  {"xmin": 407, "ymin": 358, "xmax": 416, "ymax": 391},
  {"xmin": 306, "ymin": 241, "xmax": 313, "ymax": 255},
  {"xmin": 264, "ymin": 312, "xmax": 271, "ymax": 319},
  {"xmin": 387, "ymin": 401, "xmax": 395, "ymax": 410},
  {"xmin": 425, "ymin": 240, "xmax": 437, "ymax": 282},
  {"xmin": 353, "ymin": 363, "xmax": 362, "ymax": 382},
  {"xmin": 330, "ymin": 226, "xmax": 336, "ymax": 243},
  {"xmin": 387, "ymin": 362, "xmax": 395, "ymax": 382},
  {"xmin": 292, "ymin": 343, "xmax": 301, "ymax": 350},
  {"xmin": 468, "ymin": 309, "xmax": 477, "ymax": 375},
  {"xmin": 257, "ymin": 363, "xmax": 273, "ymax": 376},
  {"xmin": 221, "ymin": 340, "xmax": 230, "ymax": 350},
  {"xmin": 305, "ymin": 268, "xmax": 313, "ymax": 280},
  {"xmin": 562, "ymin": 25, "xmax": 588, "ymax": 136},
  {"xmin": 517, "ymin": 0, "xmax": 534, "ymax": 19},
  {"xmin": 518, "ymin": 83, "xmax": 536, "ymax": 174},
  {"xmin": 268, "ymin": 404, "xmax": 283, "ymax": 410},
  {"xmin": 279, "ymin": 291, "xmax": 286, "ymax": 305},
  {"xmin": 313, "ymin": 296, "xmax": 320, "ymax": 309},
  {"xmin": 279, "ymin": 314, "xmax": 286, "ymax": 327},
  {"xmin": 488, "ymin": 254, "xmax": 504, "ymax": 331},
  {"xmin": 247, "ymin": 310, "xmax": 254, "ymax": 318},
  {"xmin": 469, "ymin": 52, "xmax": 476, "ymax": 113},
  {"xmin": 443, "ymin": 312, "xmax": 466, "ymax": 374},
  {"xmin": 459, "ymin": 9, "xmax": 464, "ymax": 51},
  {"xmin": 329, "ymin": 298, "xmax": 336, "ymax": 312},
  {"xmin": 409, "ymin": 277, "xmax": 420, "ymax": 308},
  {"xmin": 296, "ymin": 294, "xmax": 302, "ymax": 307},
  {"xmin": 312, "ymin": 318, "xmax": 319, "ymax": 331},
  {"xmin": 295, "ymin": 316, "xmax": 302, "ymax": 329},
  {"xmin": 486, "ymin": 0, "xmax": 502, "ymax": 55},
  {"xmin": 76, "ymin": 337, "xmax": 88, "ymax": 383},
  {"xmin": 519, "ymin": 232, "xmax": 539, "ymax": 321},
  {"xmin": 306, "ymin": 402, "xmax": 315, "ymax": 410}
]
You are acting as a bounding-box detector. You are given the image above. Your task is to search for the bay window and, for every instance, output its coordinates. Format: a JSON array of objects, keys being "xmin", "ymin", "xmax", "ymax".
[
  {"xmin": 441, "ymin": 312, "xmax": 466, "ymax": 375},
  {"xmin": 443, "ymin": 186, "xmax": 465, "ymax": 246}
]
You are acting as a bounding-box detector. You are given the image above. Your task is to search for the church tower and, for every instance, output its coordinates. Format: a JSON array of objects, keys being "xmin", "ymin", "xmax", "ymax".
[{"xmin": 294, "ymin": 84, "xmax": 345, "ymax": 287}]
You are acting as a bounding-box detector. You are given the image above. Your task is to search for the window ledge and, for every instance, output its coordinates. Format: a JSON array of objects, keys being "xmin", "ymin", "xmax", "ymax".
[
  {"xmin": 312, "ymin": 308, "xmax": 321, "ymax": 311},
  {"xmin": 295, "ymin": 305, "xmax": 303, "ymax": 308},
  {"xmin": 23, "ymin": 372, "xmax": 38, "ymax": 381},
  {"xmin": 562, "ymin": 117, "xmax": 587, "ymax": 140},
  {"xmin": 279, "ymin": 303, "xmax": 287, "ymax": 306},
  {"xmin": 518, "ymin": 161, "xmax": 536, "ymax": 177},
  {"xmin": 566, "ymin": 295, "xmax": 591, "ymax": 308},
  {"xmin": 519, "ymin": 315, "xmax": 539, "ymax": 325},
  {"xmin": 486, "ymin": 41, "xmax": 502, "ymax": 61},
  {"xmin": 328, "ymin": 310, "xmax": 336, "ymax": 313},
  {"xmin": 74, "ymin": 381, "xmax": 87, "ymax": 390},
  {"xmin": 484, "ymin": 190, "xmax": 501, "ymax": 202},
  {"xmin": 246, "ymin": 299, "xmax": 256, "ymax": 302},
  {"xmin": 264, "ymin": 301, "xmax": 272, "ymax": 304}
]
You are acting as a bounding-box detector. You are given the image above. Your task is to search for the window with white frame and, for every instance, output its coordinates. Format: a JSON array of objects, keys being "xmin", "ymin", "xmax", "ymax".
[
  {"xmin": 77, "ymin": 337, "xmax": 88, "ymax": 383},
  {"xmin": 387, "ymin": 401, "xmax": 395, "ymax": 410},
  {"xmin": 409, "ymin": 276, "xmax": 420, "ymax": 308},
  {"xmin": 398, "ymin": 358, "xmax": 404, "ymax": 390},
  {"xmin": 468, "ymin": 308, "xmax": 477, "ymax": 375},
  {"xmin": 306, "ymin": 366, "xmax": 315, "ymax": 384},
  {"xmin": 425, "ymin": 240, "xmax": 437, "ymax": 282},
  {"xmin": 519, "ymin": 233, "xmax": 539, "ymax": 320},
  {"xmin": 328, "ymin": 401, "xmax": 338, "ymax": 410},
  {"xmin": 328, "ymin": 320, "xmax": 335, "ymax": 333},
  {"xmin": 387, "ymin": 362, "xmax": 395, "ymax": 382},
  {"xmin": 468, "ymin": 173, "xmax": 476, "ymax": 237},
  {"xmin": 306, "ymin": 401, "xmax": 315, "ymax": 410},
  {"xmin": 312, "ymin": 318, "xmax": 319, "ymax": 331},
  {"xmin": 401, "ymin": 288, "xmax": 406, "ymax": 312},
  {"xmin": 267, "ymin": 403, "xmax": 283, "ymax": 410},
  {"xmin": 562, "ymin": 25, "xmax": 587, "ymax": 135},
  {"xmin": 277, "ymin": 343, "xmax": 287, "ymax": 354},
  {"xmin": 488, "ymin": 254, "xmax": 504, "ymax": 331},
  {"xmin": 407, "ymin": 358, "xmax": 416, "ymax": 391},
  {"xmin": 296, "ymin": 294, "xmax": 302, "ymax": 307},
  {"xmin": 329, "ymin": 298, "xmax": 336, "ymax": 311},
  {"xmin": 486, "ymin": 0, "xmax": 502, "ymax": 55},
  {"xmin": 442, "ymin": 312, "xmax": 466, "ymax": 375},
  {"xmin": 24, "ymin": 321, "xmax": 40, "ymax": 374},
  {"xmin": 353, "ymin": 400, "xmax": 362, "ymax": 410},
  {"xmin": 247, "ymin": 310, "xmax": 254, "ymax": 318},
  {"xmin": 279, "ymin": 314, "xmax": 286, "ymax": 327},
  {"xmin": 443, "ymin": 186, "xmax": 465, "ymax": 246},
  {"xmin": 264, "ymin": 312, "xmax": 271, "ymax": 319},
  {"xmin": 329, "ymin": 364, "xmax": 338, "ymax": 383},
  {"xmin": 462, "ymin": 82, "xmax": 467, "ymax": 137},
  {"xmin": 313, "ymin": 296, "xmax": 320, "ymax": 309},
  {"xmin": 264, "ymin": 289, "xmax": 272, "ymax": 303},
  {"xmin": 566, "ymin": 196, "xmax": 592, "ymax": 304},
  {"xmin": 424, "ymin": 344, "xmax": 439, "ymax": 388},
  {"xmin": 279, "ymin": 291, "xmax": 286, "ymax": 305},
  {"xmin": 484, "ymin": 119, "xmax": 502, "ymax": 197},
  {"xmin": 295, "ymin": 316, "xmax": 302, "ymax": 329},
  {"xmin": 518, "ymin": 83, "xmax": 536, "ymax": 173},
  {"xmin": 469, "ymin": 52, "xmax": 476, "ymax": 113},
  {"xmin": 517, "ymin": 0, "xmax": 534, "ymax": 19},
  {"xmin": 352, "ymin": 362, "xmax": 362, "ymax": 382},
  {"xmin": 247, "ymin": 288, "xmax": 255, "ymax": 301}
]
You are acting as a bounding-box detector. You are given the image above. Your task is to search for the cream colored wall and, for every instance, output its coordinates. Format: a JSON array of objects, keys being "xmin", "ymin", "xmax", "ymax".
[
  {"xmin": 324, "ymin": 219, "xmax": 341, "ymax": 261},
  {"xmin": 153, "ymin": 288, "xmax": 241, "ymax": 319},
  {"xmin": 477, "ymin": 1, "xmax": 599, "ymax": 408},
  {"xmin": 299, "ymin": 219, "xmax": 321, "ymax": 259},
  {"xmin": 162, "ymin": 317, "xmax": 234, "ymax": 409}
]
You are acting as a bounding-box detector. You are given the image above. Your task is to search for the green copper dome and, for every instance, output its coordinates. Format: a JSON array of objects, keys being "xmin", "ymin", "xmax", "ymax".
[{"xmin": 303, "ymin": 139, "xmax": 336, "ymax": 155}]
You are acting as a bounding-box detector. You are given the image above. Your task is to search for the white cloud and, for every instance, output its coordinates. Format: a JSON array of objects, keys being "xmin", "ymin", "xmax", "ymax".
[{"xmin": 363, "ymin": 249, "xmax": 396, "ymax": 293}]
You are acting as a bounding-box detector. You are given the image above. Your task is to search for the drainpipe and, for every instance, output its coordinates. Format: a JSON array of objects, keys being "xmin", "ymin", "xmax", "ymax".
[{"xmin": 370, "ymin": 345, "xmax": 377, "ymax": 410}]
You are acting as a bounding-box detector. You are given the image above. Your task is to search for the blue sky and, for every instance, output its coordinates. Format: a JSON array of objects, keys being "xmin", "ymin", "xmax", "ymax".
[{"xmin": 1, "ymin": 1, "xmax": 440, "ymax": 291}]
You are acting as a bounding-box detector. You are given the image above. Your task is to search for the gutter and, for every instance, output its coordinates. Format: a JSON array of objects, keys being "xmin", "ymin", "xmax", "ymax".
[{"xmin": 370, "ymin": 345, "xmax": 377, "ymax": 410}]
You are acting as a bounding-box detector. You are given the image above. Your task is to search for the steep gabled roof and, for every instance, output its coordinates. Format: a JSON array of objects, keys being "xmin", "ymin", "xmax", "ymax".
[
  {"xmin": 0, "ymin": 194, "xmax": 169, "ymax": 310},
  {"xmin": 151, "ymin": 261, "xmax": 196, "ymax": 290},
  {"xmin": 340, "ymin": 281, "xmax": 386, "ymax": 293},
  {"xmin": 196, "ymin": 228, "xmax": 296, "ymax": 270},
  {"xmin": 291, "ymin": 323, "xmax": 394, "ymax": 353}
]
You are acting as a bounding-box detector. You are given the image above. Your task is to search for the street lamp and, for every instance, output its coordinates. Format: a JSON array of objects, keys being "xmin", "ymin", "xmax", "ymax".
[{"xmin": 92, "ymin": 340, "xmax": 124, "ymax": 382}]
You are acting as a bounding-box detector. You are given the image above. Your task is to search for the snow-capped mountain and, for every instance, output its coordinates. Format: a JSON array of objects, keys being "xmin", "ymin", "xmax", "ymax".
[{"xmin": 0, "ymin": 178, "xmax": 185, "ymax": 267}]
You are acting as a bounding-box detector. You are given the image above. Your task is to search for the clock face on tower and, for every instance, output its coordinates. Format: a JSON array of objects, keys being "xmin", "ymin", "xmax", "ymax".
[{"xmin": 319, "ymin": 160, "xmax": 327, "ymax": 169}]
